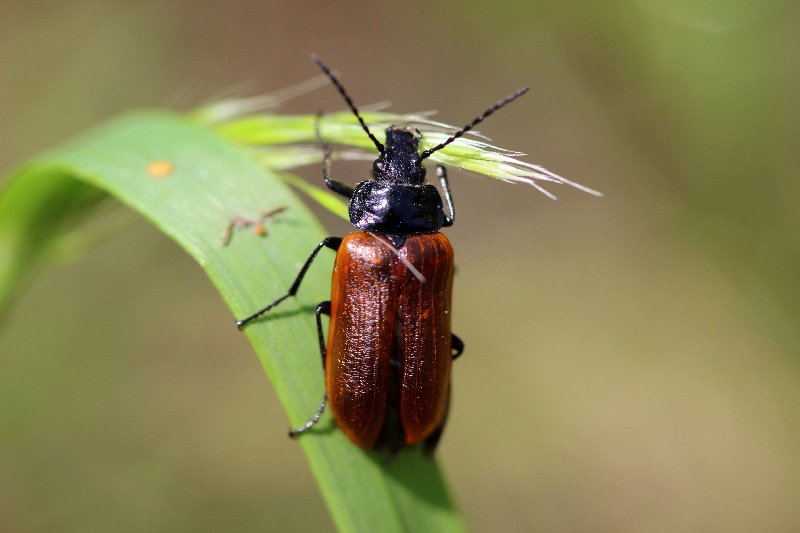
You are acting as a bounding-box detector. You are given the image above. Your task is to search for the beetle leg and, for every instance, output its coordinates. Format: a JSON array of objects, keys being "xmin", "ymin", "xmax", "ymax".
[
  {"xmin": 315, "ymin": 301, "xmax": 331, "ymax": 369},
  {"xmin": 438, "ymin": 165, "xmax": 455, "ymax": 227},
  {"xmin": 236, "ymin": 237, "xmax": 343, "ymax": 329},
  {"xmin": 285, "ymin": 301, "xmax": 333, "ymax": 439},
  {"xmin": 289, "ymin": 393, "xmax": 327, "ymax": 439},
  {"xmin": 451, "ymin": 333, "xmax": 464, "ymax": 359},
  {"xmin": 286, "ymin": 301, "xmax": 332, "ymax": 440},
  {"xmin": 315, "ymin": 111, "xmax": 354, "ymax": 198}
]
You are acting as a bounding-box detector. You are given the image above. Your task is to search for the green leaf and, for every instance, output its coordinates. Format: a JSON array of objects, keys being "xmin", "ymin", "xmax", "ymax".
[{"xmin": 0, "ymin": 112, "xmax": 466, "ymax": 533}]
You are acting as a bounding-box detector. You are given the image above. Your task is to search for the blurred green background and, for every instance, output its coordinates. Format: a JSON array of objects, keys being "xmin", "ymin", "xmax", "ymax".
[{"xmin": 2, "ymin": 0, "xmax": 799, "ymax": 531}]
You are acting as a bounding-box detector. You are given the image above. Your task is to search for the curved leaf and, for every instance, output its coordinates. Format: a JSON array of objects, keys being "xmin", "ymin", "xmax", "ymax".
[{"xmin": 0, "ymin": 112, "xmax": 466, "ymax": 533}]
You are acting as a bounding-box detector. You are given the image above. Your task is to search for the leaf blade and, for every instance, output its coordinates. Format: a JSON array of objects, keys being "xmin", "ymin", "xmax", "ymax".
[{"xmin": 0, "ymin": 112, "xmax": 466, "ymax": 533}]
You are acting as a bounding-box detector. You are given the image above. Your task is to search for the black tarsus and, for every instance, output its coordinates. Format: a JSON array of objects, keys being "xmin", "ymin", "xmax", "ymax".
[
  {"xmin": 419, "ymin": 87, "xmax": 530, "ymax": 160},
  {"xmin": 312, "ymin": 55, "xmax": 385, "ymax": 154},
  {"xmin": 289, "ymin": 393, "xmax": 327, "ymax": 438},
  {"xmin": 235, "ymin": 237, "xmax": 343, "ymax": 329}
]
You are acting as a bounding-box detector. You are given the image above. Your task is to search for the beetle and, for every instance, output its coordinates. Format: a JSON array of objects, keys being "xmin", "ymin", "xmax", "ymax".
[{"xmin": 237, "ymin": 56, "xmax": 528, "ymax": 455}]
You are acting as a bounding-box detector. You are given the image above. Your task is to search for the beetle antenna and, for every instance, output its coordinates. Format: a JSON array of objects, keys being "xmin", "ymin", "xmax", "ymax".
[
  {"xmin": 312, "ymin": 55, "xmax": 385, "ymax": 154},
  {"xmin": 419, "ymin": 87, "xmax": 529, "ymax": 160}
]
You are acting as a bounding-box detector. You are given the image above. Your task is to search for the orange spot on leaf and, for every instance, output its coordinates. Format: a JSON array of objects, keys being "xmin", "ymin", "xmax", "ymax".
[{"xmin": 147, "ymin": 160, "xmax": 174, "ymax": 178}]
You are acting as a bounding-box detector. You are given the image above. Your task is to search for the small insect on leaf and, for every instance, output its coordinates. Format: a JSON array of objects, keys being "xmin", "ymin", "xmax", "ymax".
[{"xmin": 221, "ymin": 205, "xmax": 288, "ymax": 246}]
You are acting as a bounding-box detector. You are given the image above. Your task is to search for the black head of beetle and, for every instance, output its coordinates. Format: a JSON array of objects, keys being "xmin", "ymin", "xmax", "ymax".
[{"xmin": 373, "ymin": 127, "xmax": 426, "ymax": 185}]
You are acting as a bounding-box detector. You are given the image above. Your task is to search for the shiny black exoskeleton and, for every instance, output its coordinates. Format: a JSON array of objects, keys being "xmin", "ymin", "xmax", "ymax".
[{"xmin": 346, "ymin": 127, "xmax": 449, "ymax": 246}]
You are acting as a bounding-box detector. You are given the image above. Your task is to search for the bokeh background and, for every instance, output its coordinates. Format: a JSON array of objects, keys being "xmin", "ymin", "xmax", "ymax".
[{"xmin": 2, "ymin": 0, "xmax": 800, "ymax": 531}]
